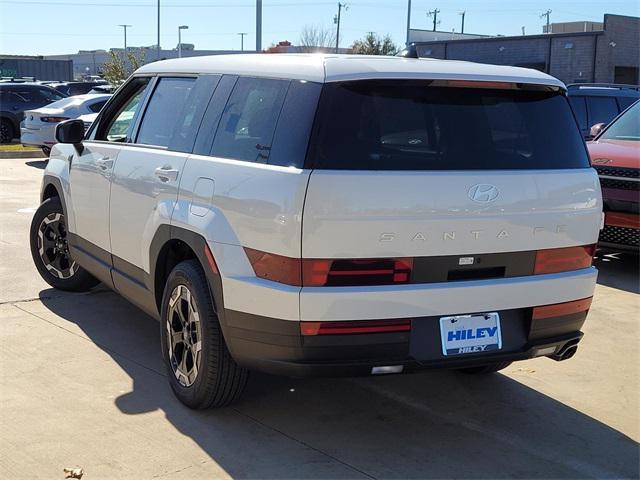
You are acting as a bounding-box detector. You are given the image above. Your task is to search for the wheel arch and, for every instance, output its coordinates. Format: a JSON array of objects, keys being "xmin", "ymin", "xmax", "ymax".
[
  {"xmin": 150, "ymin": 225, "xmax": 226, "ymax": 325},
  {"xmin": 41, "ymin": 175, "xmax": 68, "ymax": 220}
]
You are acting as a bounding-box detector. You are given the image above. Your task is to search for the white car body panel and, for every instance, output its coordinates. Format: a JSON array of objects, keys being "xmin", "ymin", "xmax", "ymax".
[
  {"xmin": 299, "ymin": 268, "xmax": 597, "ymax": 321},
  {"xmin": 172, "ymin": 154, "xmax": 310, "ymax": 257},
  {"xmin": 302, "ymin": 169, "xmax": 602, "ymax": 258},
  {"xmin": 109, "ymin": 145, "xmax": 189, "ymax": 272},
  {"xmin": 67, "ymin": 141, "xmax": 121, "ymax": 253}
]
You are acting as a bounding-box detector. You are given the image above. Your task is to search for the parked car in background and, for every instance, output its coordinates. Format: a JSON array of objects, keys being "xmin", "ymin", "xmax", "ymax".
[
  {"xmin": 50, "ymin": 81, "xmax": 108, "ymax": 97},
  {"xmin": 0, "ymin": 83, "xmax": 67, "ymax": 143},
  {"xmin": 89, "ymin": 84, "xmax": 117, "ymax": 94},
  {"xmin": 77, "ymin": 112, "xmax": 99, "ymax": 133},
  {"xmin": 567, "ymin": 84, "xmax": 640, "ymax": 140},
  {"xmin": 20, "ymin": 93, "xmax": 111, "ymax": 155},
  {"xmin": 587, "ymin": 100, "xmax": 640, "ymax": 252}
]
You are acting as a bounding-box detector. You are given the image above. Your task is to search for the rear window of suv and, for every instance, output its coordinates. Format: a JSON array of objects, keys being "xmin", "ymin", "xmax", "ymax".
[{"xmin": 308, "ymin": 81, "xmax": 589, "ymax": 170}]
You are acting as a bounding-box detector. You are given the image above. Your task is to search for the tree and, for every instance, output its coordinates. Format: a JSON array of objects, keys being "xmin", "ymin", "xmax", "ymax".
[
  {"xmin": 101, "ymin": 49, "xmax": 145, "ymax": 86},
  {"xmin": 299, "ymin": 24, "xmax": 336, "ymax": 52},
  {"xmin": 351, "ymin": 32, "xmax": 398, "ymax": 56}
]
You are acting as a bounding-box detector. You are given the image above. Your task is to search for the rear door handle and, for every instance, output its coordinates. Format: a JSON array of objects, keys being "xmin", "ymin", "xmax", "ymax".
[
  {"xmin": 96, "ymin": 157, "xmax": 113, "ymax": 170},
  {"xmin": 154, "ymin": 166, "xmax": 180, "ymax": 182}
]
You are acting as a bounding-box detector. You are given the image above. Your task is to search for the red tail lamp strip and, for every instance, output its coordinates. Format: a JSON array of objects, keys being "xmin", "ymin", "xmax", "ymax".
[
  {"xmin": 301, "ymin": 319, "xmax": 411, "ymax": 336},
  {"xmin": 532, "ymin": 297, "xmax": 593, "ymax": 320},
  {"xmin": 244, "ymin": 248, "xmax": 414, "ymax": 287},
  {"xmin": 534, "ymin": 245, "xmax": 595, "ymax": 275}
]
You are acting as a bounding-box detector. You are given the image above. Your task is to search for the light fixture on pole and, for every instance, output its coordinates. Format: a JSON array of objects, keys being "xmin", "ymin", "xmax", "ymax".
[{"xmin": 178, "ymin": 25, "xmax": 189, "ymax": 58}]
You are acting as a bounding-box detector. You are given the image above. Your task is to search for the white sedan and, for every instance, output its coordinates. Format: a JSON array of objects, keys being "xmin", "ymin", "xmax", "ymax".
[{"xmin": 21, "ymin": 94, "xmax": 111, "ymax": 155}]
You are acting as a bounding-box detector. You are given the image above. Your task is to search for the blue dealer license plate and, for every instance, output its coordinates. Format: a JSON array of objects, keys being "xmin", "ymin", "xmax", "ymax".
[{"xmin": 439, "ymin": 313, "xmax": 502, "ymax": 356}]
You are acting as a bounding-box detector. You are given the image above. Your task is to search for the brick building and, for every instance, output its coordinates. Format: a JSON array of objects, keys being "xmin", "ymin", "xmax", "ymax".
[{"xmin": 410, "ymin": 14, "xmax": 639, "ymax": 85}]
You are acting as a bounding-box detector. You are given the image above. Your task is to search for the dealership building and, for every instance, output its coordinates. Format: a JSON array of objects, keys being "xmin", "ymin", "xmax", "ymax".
[{"xmin": 408, "ymin": 14, "xmax": 639, "ymax": 85}]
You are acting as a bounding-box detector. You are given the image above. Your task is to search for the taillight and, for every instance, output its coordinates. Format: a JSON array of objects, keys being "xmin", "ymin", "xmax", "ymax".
[
  {"xmin": 244, "ymin": 248, "xmax": 413, "ymax": 287},
  {"xmin": 300, "ymin": 319, "xmax": 411, "ymax": 336},
  {"xmin": 302, "ymin": 258, "xmax": 413, "ymax": 286},
  {"xmin": 534, "ymin": 245, "xmax": 595, "ymax": 275},
  {"xmin": 40, "ymin": 116, "xmax": 70, "ymax": 123},
  {"xmin": 532, "ymin": 297, "xmax": 593, "ymax": 320}
]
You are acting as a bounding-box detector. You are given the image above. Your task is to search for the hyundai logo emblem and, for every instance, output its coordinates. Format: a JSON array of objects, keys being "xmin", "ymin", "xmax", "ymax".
[{"xmin": 468, "ymin": 184, "xmax": 500, "ymax": 203}]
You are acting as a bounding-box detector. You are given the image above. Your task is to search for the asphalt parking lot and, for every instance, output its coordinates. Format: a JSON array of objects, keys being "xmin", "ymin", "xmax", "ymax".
[{"xmin": 1, "ymin": 157, "xmax": 638, "ymax": 479}]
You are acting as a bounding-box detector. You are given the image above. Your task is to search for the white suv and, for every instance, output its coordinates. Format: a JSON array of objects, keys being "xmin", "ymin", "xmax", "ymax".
[{"xmin": 30, "ymin": 54, "xmax": 602, "ymax": 408}]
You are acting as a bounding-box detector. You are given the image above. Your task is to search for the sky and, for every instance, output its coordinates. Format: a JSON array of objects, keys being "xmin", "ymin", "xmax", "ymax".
[{"xmin": 0, "ymin": 0, "xmax": 638, "ymax": 56}]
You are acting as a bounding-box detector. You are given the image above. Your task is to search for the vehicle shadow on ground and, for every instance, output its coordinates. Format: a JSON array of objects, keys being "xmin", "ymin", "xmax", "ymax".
[
  {"xmin": 25, "ymin": 160, "xmax": 47, "ymax": 170},
  {"xmin": 39, "ymin": 290, "xmax": 639, "ymax": 479},
  {"xmin": 594, "ymin": 251, "xmax": 639, "ymax": 294}
]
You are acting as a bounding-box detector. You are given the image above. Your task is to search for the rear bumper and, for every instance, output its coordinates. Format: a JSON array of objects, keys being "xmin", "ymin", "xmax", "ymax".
[
  {"xmin": 20, "ymin": 127, "xmax": 54, "ymax": 147},
  {"xmin": 222, "ymin": 308, "xmax": 588, "ymax": 378}
]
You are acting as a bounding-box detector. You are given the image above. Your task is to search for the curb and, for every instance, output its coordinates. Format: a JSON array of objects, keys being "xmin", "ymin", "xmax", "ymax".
[{"xmin": 0, "ymin": 151, "xmax": 46, "ymax": 159}]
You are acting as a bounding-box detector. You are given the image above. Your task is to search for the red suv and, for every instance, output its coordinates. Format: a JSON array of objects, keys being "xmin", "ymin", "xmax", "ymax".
[{"xmin": 587, "ymin": 100, "xmax": 640, "ymax": 252}]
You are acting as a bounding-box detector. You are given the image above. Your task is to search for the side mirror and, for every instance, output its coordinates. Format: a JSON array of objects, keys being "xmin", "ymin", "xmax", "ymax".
[
  {"xmin": 589, "ymin": 123, "xmax": 606, "ymax": 139},
  {"xmin": 55, "ymin": 119, "xmax": 85, "ymax": 144}
]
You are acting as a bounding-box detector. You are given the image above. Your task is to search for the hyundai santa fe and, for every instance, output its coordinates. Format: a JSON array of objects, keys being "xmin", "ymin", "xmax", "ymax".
[{"xmin": 29, "ymin": 54, "xmax": 602, "ymax": 408}]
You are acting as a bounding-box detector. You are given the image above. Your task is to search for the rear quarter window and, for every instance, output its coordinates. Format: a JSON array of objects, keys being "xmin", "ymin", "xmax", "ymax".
[{"xmin": 308, "ymin": 81, "xmax": 589, "ymax": 170}]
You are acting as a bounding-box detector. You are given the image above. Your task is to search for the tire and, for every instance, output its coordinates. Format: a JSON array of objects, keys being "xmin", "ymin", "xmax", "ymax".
[
  {"xmin": 160, "ymin": 259, "xmax": 248, "ymax": 409},
  {"xmin": 41, "ymin": 146, "xmax": 51, "ymax": 156},
  {"xmin": 458, "ymin": 362, "xmax": 512, "ymax": 374},
  {"xmin": 0, "ymin": 118, "xmax": 14, "ymax": 144},
  {"xmin": 29, "ymin": 197, "xmax": 99, "ymax": 292}
]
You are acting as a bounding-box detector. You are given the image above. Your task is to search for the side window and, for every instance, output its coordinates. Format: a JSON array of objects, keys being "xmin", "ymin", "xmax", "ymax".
[
  {"xmin": 211, "ymin": 77, "xmax": 289, "ymax": 163},
  {"xmin": 135, "ymin": 77, "xmax": 196, "ymax": 147},
  {"xmin": 617, "ymin": 96, "xmax": 637, "ymax": 112},
  {"xmin": 568, "ymin": 96, "xmax": 587, "ymax": 130},
  {"xmin": 587, "ymin": 96, "xmax": 619, "ymax": 126},
  {"xmin": 38, "ymin": 88, "xmax": 65, "ymax": 102},
  {"xmin": 88, "ymin": 100, "xmax": 107, "ymax": 113},
  {"xmin": 96, "ymin": 78, "xmax": 151, "ymax": 143}
]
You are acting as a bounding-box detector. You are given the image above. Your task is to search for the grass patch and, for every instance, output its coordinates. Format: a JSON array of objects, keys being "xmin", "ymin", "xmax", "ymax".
[{"xmin": 0, "ymin": 143, "xmax": 40, "ymax": 152}]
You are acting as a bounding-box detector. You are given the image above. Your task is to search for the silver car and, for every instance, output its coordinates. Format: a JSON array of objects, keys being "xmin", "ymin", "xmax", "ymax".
[{"xmin": 21, "ymin": 93, "xmax": 111, "ymax": 155}]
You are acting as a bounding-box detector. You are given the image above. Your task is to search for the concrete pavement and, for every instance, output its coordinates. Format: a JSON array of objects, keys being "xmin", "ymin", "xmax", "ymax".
[{"xmin": 1, "ymin": 158, "xmax": 638, "ymax": 479}]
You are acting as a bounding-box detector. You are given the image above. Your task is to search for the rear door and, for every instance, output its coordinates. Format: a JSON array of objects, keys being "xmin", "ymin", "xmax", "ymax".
[
  {"xmin": 302, "ymin": 81, "xmax": 601, "ymax": 261},
  {"xmin": 108, "ymin": 75, "xmax": 215, "ymax": 295}
]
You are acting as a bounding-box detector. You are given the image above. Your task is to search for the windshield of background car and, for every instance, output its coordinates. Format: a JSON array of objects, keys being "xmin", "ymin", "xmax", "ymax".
[
  {"xmin": 308, "ymin": 80, "xmax": 590, "ymax": 170},
  {"xmin": 601, "ymin": 101, "xmax": 640, "ymax": 142}
]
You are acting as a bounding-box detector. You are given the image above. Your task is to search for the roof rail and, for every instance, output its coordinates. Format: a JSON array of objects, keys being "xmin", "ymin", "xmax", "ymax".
[{"xmin": 567, "ymin": 83, "xmax": 640, "ymax": 91}]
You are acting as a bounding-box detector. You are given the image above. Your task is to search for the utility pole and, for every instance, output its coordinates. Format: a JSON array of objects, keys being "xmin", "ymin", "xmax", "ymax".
[
  {"xmin": 256, "ymin": 0, "xmax": 262, "ymax": 52},
  {"xmin": 540, "ymin": 9, "xmax": 552, "ymax": 33},
  {"xmin": 427, "ymin": 8, "xmax": 440, "ymax": 32},
  {"xmin": 459, "ymin": 11, "xmax": 465, "ymax": 34},
  {"xmin": 238, "ymin": 32, "xmax": 247, "ymax": 51},
  {"xmin": 334, "ymin": 3, "xmax": 347, "ymax": 54},
  {"xmin": 522, "ymin": 26, "xmax": 526, "ymax": 36},
  {"xmin": 118, "ymin": 24, "xmax": 131, "ymax": 54},
  {"xmin": 157, "ymin": 0, "xmax": 161, "ymax": 60},
  {"xmin": 405, "ymin": 0, "xmax": 412, "ymax": 45}
]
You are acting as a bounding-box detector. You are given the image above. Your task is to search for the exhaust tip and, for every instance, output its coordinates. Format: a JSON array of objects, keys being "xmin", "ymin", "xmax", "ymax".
[{"xmin": 561, "ymin": 345, "xmax": 578, "ymax": 361}]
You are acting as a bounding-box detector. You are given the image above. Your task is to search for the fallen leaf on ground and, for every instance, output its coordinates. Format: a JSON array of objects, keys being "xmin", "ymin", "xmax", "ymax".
[{"xmin": 63, "ymin": 467, "xmax": 84, "ymax": 479}]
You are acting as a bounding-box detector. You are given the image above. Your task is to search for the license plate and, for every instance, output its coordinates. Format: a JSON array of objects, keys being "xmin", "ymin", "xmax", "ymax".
[{"xmin": 439, "ymin": 313, "xmax": 502, "ymax": 356}]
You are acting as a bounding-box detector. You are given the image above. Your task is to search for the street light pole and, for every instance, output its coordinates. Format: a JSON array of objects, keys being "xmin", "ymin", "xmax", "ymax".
[
  {"xmin": 238, "ymin": 32, "xmax": 248, "ymax": 51},
  {"xmin": 157, "ymin": 0, "xmax": 161, "ymax": 60},
  {"xmin": 178, "ymin": 25, "xmax": 188, "ymax": 58},
  {"xmin": 406, "ymin": 0, "xmax": 411, "ymax": 46},
  {"xmin": 118, "ymin": 24, "xmax": 132, "ymax": 54}
]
